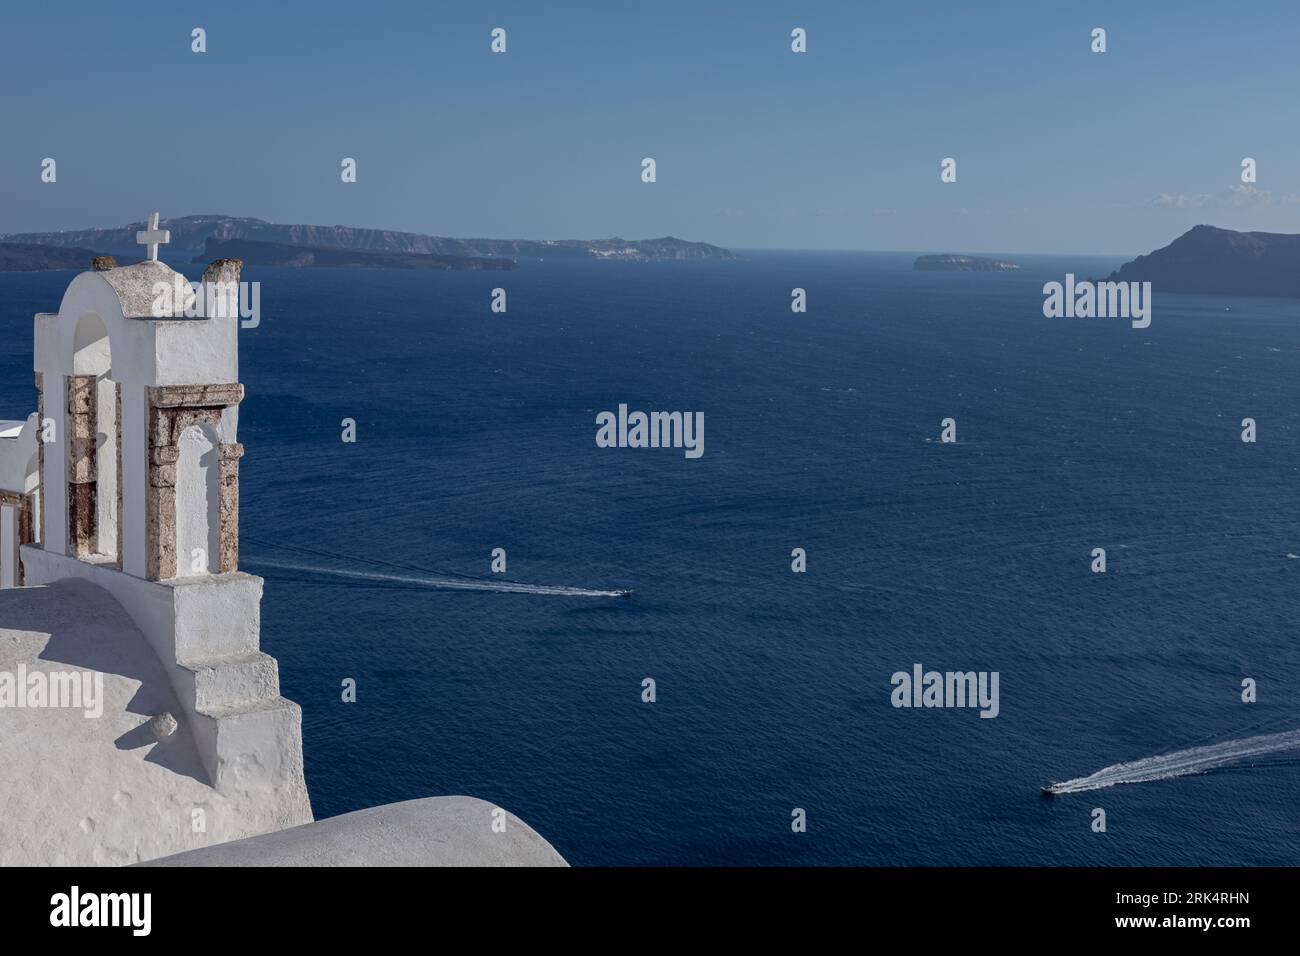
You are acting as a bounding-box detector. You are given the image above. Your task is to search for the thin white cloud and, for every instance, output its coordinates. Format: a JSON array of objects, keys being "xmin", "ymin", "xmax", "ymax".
[{"xmin": 1147, "ymin": 185, "xmax": 1300, "ymax": 209}]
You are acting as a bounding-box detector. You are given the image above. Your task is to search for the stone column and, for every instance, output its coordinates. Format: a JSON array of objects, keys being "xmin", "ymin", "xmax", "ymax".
[
  {"xmin": 66, "ymin": 375, "xmax": 97, "ymax": 556},
  {"xmin": 217, "ymin": 441, "xmax": 243, "ymax": 573},
  {"xmin": 144, "ymin": 383, "xmax": 244, "ymax": 580},
  {"xmin": 16, "ymin": 493, "xmax": 32, "ymax": 585},
  {"xmin": 145, "ymin": 402, "xmax": 179, "ymax": 581},
  {"xmin": 203, "ymin": 257, "xmax": 243, "ymax": 321}
]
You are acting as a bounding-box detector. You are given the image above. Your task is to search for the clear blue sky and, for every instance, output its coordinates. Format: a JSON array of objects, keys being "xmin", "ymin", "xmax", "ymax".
[{"xmin": 2, "ymin": 0, "xmax": 1297, "ymax": 254}]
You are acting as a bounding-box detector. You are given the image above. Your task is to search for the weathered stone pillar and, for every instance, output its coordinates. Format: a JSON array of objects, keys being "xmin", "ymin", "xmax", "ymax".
[
  {"xmin": 17, "ymin": 493, "xmax": 32, "ymax": 585},
  {"xmin": 144, "ymin": 383, "xmax": 244, "ymax": 580},
  {"xmin": 66, "ymin": 375, "xmax": 97, "ymax": 556},
  {"xmin": 145, "ymin": 403, "xmax": 178, "ymax": 581},
  {"xmin": 203, "ymin": 257, "xmax": 243, "ymax": 321},
  {"xmin": 203, "ymin": 258, "xmax": 243, "ymax": 285},
  {"xmin": 217, "ymin": 441, "xmax": 243, "ymax": 573}
]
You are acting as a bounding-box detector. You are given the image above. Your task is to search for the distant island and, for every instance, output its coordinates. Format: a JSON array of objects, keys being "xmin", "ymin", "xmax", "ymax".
[
  {"xmin": 0, "ymin": 242, "xmax": 139, "ymax": 272},
  {"xmin": 0, "ymin": 214, "xmax": 736, "ymax": 269},
  {"xmin": 192, "ymin": 237, "xmax": 515, "ymax": 271},
  {"xmin": 914, "ymin": 254, "xmax": 1020, "ymax": 272},
  {"xmin": 1108, "ymin": 225, "xmax": 1300, "ymax": 298}
]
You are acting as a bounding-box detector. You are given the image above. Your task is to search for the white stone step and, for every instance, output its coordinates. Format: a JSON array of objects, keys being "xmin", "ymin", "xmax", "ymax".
[
  {"xmin": 179, "ymin": 650, "xmax": 280, "ymax": 712},
  {"xmin": 190, "ymin": 696, "xmax": 312, "ymax": 813}
]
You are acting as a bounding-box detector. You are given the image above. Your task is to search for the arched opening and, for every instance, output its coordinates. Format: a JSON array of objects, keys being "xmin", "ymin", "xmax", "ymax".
[
  {"xmin": 72, "ymin": 312, "xmax": 110, "ymax": 374},
  {"xmin": 175, "ymin": 423, "xmax": 220, "ymax": 577},
  {"xmin": 70, "ymin": 313, "xmax": 119, "ymax": 561}
]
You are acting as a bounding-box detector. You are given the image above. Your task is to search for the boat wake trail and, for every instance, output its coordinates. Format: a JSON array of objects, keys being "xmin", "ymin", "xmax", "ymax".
[
  {"xmin": 1047, "ymin": 729, "xmax": 1300, "ymax": 795},
  {"xmin": 243, "ymin": 557, "xmax": 632, "ymax": 598}
]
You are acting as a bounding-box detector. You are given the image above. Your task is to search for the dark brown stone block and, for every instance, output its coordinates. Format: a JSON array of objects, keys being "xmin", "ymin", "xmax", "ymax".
[{"xmin": 68, "ymin": 482, "xmax": 96, "ymax": 556}]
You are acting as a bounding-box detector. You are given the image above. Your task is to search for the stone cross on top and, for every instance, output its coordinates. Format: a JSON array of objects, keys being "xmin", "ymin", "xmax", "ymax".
[{"xmin": 135, "ymin": 212, "xmax": 170, "ymax": 262}]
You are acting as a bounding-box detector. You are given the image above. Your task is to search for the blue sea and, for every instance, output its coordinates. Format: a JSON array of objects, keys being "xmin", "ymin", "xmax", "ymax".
[{"xmin": 5, "ymin": 251, "xmax": 1300, "ymax": 865}]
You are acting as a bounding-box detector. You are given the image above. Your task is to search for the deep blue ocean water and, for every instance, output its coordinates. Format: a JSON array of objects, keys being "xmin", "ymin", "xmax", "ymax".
[{"xmin": 4, "ymin": 251, "xmax": 1300, "ymax": 865}]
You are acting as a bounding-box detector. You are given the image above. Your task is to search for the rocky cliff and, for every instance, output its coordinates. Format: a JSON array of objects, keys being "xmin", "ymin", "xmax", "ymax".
[
  {"xmin": 1108, "ymin": 225, "xmax": 1300, "ymax": 297},
  {"xmin": 192, "ymin": 237, "xmax": 516, "ymax": 270},
  {"xmin": 3, "ymin": 215, "xmax": 736, "ymax": 262},
  {"xmin": 0, "ymin": 242, "xmax": 135, "ymax": 272}
]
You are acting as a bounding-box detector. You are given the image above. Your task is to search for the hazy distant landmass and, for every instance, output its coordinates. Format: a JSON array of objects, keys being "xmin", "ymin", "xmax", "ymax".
[
  {"xmin": 914, "ymin": 254, "xmax": 1020, "ymax": 272},
  {"xmin": 193, "ymin": 237, "xmax": 515, "ymax": 271},
  {"xmin": 1, "ymin": 215, "xmax": 736, "ymax": 263},
  {"xmin": 0, "ymin": 242, "xmax": 137, "ymax": 272},
  {"xmin": 1109, "ymin": 225, "xmax": 1300, "ymax": 297}
]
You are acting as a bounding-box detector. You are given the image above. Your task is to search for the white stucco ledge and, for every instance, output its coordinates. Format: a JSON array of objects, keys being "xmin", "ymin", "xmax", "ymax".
[{"xmin": 142, "ymin": 796, "xmax": 569, "ymax": 867}]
